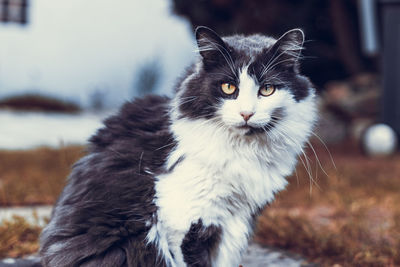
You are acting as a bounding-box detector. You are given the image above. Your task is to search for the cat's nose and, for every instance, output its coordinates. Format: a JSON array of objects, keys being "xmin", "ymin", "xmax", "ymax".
[{"xmin": 240, "ymin": 111, "xmax": 254, "ymax": 122}]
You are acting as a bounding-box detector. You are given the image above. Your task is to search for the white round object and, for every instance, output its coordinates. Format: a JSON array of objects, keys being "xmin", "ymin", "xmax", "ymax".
[{"xmin": 363, "ymin": 123, "xmax": 398, "ymax": 156}]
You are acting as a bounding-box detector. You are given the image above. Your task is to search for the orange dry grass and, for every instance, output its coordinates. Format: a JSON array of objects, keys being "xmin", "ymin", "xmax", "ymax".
[
  {"xmin": 0, "ymin": 146, "xmax": 84, "ymax": 257},
  {"xmin": 0, "ymin": 146, "xmax": 85, "ymax": 206},
  {"xmin": 0, "ymin": 215, "xmax": 43, "ymax": 258},
  {"xmin": 255, "ymin": 140, "xmax": 400, "ymax": 266}
]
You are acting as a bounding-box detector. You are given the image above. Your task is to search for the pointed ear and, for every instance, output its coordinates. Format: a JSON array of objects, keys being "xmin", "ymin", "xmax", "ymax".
[
  {"xmin": 267, "ymin": 29, "xmax": 305, "ymax": 70},
  {"xmin": 195, "ymin": 26, "xmax": 230, "ymax": 67}
]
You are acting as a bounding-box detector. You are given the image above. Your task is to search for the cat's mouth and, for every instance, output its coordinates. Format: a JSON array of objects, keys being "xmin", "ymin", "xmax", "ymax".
[
  {"xmin": 236, "ymin": 122, "xmax": 258, "ymax": 130},
  {"xmin": 235, "ymin": 123, "xmax": 261, "ymax": 135},
  {"xmin": 235, "ymin": 122, "xmax": 276, "ymax": 135},
  {"xmin": 237, "ymin": 124, "xmax": 251, "ymax": 130}
]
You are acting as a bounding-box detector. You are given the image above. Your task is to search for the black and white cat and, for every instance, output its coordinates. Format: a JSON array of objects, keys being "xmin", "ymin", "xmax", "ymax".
[{"xmin": 39, "ymin": 27, "xmax": 317, "ymax": 267}]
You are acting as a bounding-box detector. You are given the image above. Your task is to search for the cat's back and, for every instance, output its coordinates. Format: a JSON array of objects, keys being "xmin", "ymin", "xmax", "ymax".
[{"xmin": 87, "ymin": 94, "xmax": 176, "ymax": 175}]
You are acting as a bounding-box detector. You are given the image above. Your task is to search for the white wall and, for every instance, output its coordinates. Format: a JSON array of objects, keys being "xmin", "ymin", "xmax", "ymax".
[{"xmin": 0, "ymin": 0, "xmax": 195, "ymax": 108}]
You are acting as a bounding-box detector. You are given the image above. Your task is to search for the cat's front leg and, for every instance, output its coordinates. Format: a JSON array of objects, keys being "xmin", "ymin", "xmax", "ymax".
[
  {"xmin": 180, "ymin": 219, "xmax": 222, "ymax": 267},
  {"xmin": 211, "ymin": 215, "xmax": 251, "ymax": 267}
]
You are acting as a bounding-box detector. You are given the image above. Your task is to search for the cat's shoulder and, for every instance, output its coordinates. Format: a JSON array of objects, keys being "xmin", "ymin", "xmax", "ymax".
[
  {"xmin": 119, "ymin": 94, "xmax": 171, "ymax": 120},
  {"xmin": 89, "ymin": 95, "xmax": 172, "ymax": 150}
]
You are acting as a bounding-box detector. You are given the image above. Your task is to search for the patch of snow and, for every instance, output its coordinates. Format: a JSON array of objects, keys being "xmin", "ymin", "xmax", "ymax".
[
  {"xmin": 0, "ymin": 205, "xmax": 52, "ymax": 227},
  {"xmin": 0, "ymin": 111, "xmax": 111, "ymax": 150},
  {"xmin": 241, "ymin": 242, "xmax": 307, "ymax": 267},
  {"xmin": 2, "ymin": 258, "xmax": 16, "ymax": 264}
]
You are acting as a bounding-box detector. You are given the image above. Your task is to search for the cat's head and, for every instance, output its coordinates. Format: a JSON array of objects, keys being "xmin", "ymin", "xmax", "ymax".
[{"xmin": 175, "ymin": 26, "xmax": 316, "ymax": 139}]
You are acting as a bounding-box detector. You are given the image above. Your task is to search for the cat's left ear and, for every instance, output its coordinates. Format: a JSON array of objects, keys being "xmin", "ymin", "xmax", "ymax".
[
  {"xmin": 195, "ymin": 26, "xmax": 231, "ymax": 67},
  {"xmin": 267, "ymin": 29, "xmax": 305, "ymax": 71}
]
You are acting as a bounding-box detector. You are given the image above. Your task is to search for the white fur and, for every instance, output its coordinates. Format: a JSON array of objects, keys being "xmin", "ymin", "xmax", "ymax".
[
  {"xmin": 146, "ymin": 65, "xmax": 317, "ymax": 266},
  {"xmin": 220, "ymin": 65, "xmax": 293, "ymax": 130}
]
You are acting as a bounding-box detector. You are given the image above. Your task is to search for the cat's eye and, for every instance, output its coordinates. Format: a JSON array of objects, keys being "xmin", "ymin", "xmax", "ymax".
[
  {"xmin": 259, "ymin": 85, "xmax": 276, "ymax": 97},
  {"xmin": 221, "ymin": 83, "xmax": 237, "ymax": 95}
]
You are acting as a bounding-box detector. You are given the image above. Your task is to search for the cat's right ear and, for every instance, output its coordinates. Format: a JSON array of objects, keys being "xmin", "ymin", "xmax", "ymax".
[
  {"xmin": 195, "ymin": 26, "xmax": 230, "ymax": 66},
  {"xmin": 265, "ymin": 29, "xmax": 305, "ymax": 71}
]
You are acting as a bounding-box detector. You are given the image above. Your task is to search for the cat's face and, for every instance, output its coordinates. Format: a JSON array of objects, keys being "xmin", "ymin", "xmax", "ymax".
[{"xmin": 176, "ymin": 27, "xmax": 315, "ymax": 138}]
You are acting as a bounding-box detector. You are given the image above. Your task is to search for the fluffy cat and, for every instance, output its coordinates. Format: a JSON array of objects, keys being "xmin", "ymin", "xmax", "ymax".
[{"xmin": 39, "ymin": 26, "xmax": 317, "ymax": 267}]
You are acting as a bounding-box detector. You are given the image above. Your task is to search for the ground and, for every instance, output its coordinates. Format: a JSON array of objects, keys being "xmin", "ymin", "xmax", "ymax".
[{"xmin": 0, "ymin": 140, "xmax": 400, "ymax": 266}]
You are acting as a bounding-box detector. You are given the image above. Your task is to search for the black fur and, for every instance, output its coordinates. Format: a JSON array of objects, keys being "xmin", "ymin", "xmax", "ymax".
[
  {"xmin": 181, "ymin": 220, "xmax": 222, "ymax": 267},
  {"xmin": 39, "ymin": 95, "xmax": 174, "ymax": 267},
  {"xmin": 195, "ymin": 26, "xmax": 234, "ymax": 71}
]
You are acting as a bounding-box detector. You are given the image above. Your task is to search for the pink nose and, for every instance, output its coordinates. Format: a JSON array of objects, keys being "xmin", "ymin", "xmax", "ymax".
[{"xmin": 240, "ymin": 111, "xmax": 254, "ymax": 122}]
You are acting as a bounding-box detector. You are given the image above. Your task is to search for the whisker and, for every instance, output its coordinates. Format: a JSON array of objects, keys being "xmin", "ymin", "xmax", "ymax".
[
  {"xmin": 306, "ymin": 140, "xmax": 329, "ymax": 178},
  {"xmin": 262, "ymin": 122, "xmax": 321, "ymax": 193},
  {"xmin": 310, "ymin": 132, "xmax": 337, "ymax": 170}
]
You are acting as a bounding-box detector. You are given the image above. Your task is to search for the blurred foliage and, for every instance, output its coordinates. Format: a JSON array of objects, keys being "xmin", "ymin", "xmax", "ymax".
[
  {"xmin": 134, "ymin": 59, "xmax": 163, "ymax": 96},
  {"xmin": 172, "ymin": 0, "xmax": 377, "ymax": 88},
  {"xmin": 0, "ymin": 93, "xmax": 81, "ymax": 113},
  {"xmin": 0, "ymin": 216, "xmax": 42, "ymax": 258}
]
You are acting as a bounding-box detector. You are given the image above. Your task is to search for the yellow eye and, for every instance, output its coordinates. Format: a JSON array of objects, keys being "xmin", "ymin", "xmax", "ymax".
[
  {"xmin": 221, "ymin": 83, "xmax": 237, "ymax": 95},
  {"xmin": 259, "ymin": 85, "xmax": 276, "ymax": 96}
]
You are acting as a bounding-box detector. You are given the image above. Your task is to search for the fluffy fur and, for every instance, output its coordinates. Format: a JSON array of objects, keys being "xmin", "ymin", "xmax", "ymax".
[{"xmin": 39, "ymin": 27, "xmax": 317, "ymax": 267}]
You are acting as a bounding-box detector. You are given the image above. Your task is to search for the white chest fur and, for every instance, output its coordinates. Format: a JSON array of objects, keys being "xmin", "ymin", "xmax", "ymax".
[{"xmin": 147, "ymin": 117, "xmax": 304, "ymax": 267}]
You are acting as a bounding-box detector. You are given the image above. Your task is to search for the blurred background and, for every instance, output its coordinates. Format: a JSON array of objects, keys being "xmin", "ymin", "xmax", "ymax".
[{"xmin": 0, "ymin": 0, "xmax": 400, "ymax": 266}]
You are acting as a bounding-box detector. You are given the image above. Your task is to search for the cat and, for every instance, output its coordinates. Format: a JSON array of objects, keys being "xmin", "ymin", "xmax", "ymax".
[{"xmin": 39, "ymin": 26, "xmax": 317, "ymax": 267}]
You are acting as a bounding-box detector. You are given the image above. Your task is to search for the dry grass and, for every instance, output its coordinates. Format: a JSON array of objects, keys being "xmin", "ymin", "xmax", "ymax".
[
  {"xmin": 0, "ymin": 146, "xmax": 84, "ymax": 257},
  {"xmin": 0, "ymin": 216, "xmax": 43, "ymax": 258},
  {"xmin": 255, "ymin": 140, "xmax": 400, "ymax": 266},
  {"xmin": 0, "ymin": 146, "xmax": 85, "ymax": 206},
  {"xmin": 1, "ymin": 142, "xmax": 400, "ymax": 265}
]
